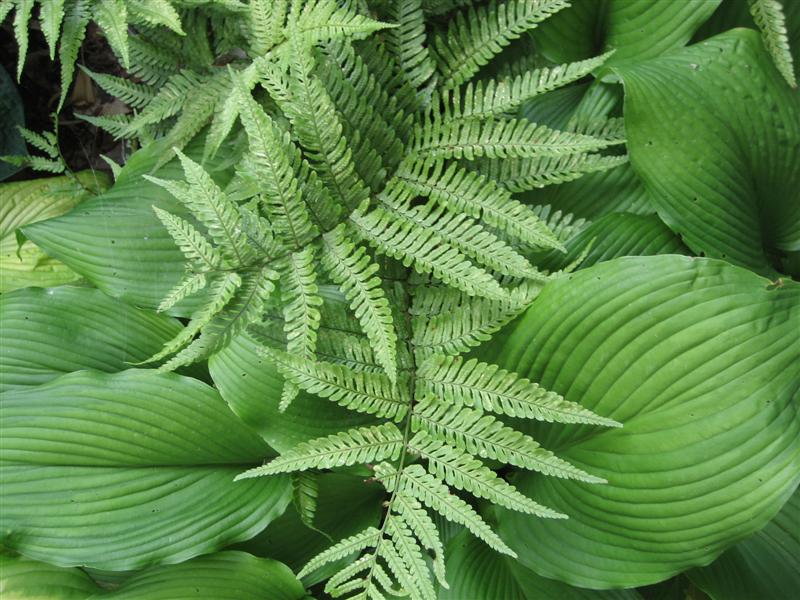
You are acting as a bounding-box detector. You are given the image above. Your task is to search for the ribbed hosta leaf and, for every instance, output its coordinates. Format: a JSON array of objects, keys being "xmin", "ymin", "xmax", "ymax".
[
  {"xmin": 89, "ymin": 552, "xmax": 304, "ymax": 599},
  {"xmin": 0, "ymin": 370, "xmax": 291, "ymax": 569},
  {"xmin": 0, "ymin": 286, "xmax": 182, "ymax": 393},
  {"xmin": 210, "ymin": 324, "xmax": 379, "ymax": 451},
  {"xmin": 687, "ymin": 487, "xmax": 800, "ymax": 600},
  {"xmin": 0, "ymin": 554, "xmax": 97, "ymax": 599},
  {"xmin": 485, "ymin": 255, "xmax": 800, "ymax": 588},
  {"xmin": 0, "ymin": 171, "xmax": 110, "ymax": 292},
  {"xmin": 439, "ymin": 530, "xmax": 643, "ymax": 600},
  {"xmin": 613, "ymin": 29, "xmax": 800, "ymax": 274},
  {"xmin": 22, "ymin": 136, "xmax": 238, "ymax": 313}
]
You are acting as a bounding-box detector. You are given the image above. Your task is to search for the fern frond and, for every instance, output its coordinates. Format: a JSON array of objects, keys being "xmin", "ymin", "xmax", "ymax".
[
  {"xmin": 260, "ymin": 348, "xmax": 410, "ymax": 421},
  {"xmin": 474, "ymin": 152, "xmax": 629, "ymax": 193},
  {"xmin": 530, "ymin": 204, "xmax": 588, "ymax": 243},
  {"xmin": 412, "ymin": 397, "xmax": 604, "ymax": 482},
  {"xmin": 396, "ymin": 157, "xmax": 562, "ymax": 249},
  {"xmin": 11, "ymin": 0, "xmax": 34, "ymax": 80},
  {"xmin": 39, "ymin": 0, "xmax": 65, "ymax": 59},
  {"xmin": 378, "ymin": 463, "xmax": 515, "ymax": 557},
  {"xmin": 410, "ymin": 115, "xmax": 617, "ymax": 161},
  {"xmin": 236, "ymin": 423, "xmax": 404, "ymax": 478},
  {"xmin": 386, "ymin": 0, "xmax": 437, "ymax": 103},
  {"xmin": 315, "ymin": 328, "xmax": 381, "ymax": 373},
  {"xmin": 408, "ymin": 431, "xmax": 565, "ymax": 518},
  {"xmin": 321, "ymin": 226, "xmax": 398, "ymax": 384},
  {"xmin": 80, "ymin": 66, "xmax": 155, "ymax": 109},
  {"xmin": 416, "ymin": 354, "xmax": 622, "ymax": 426},
  {"xmin": 94, "ymin": 0, "xmax": 130, "ymax": 68},
  {"xmin": 158, "ymin": 271, "xmax": 208, "ymax": 313},
  {"xmin": 236, "ymin": 81, "xmax": 319, "ymax": 248},
  {"xmin": 376, "ymin": 540, "xmax": 420, "ymax": 600},
  {"xmin": 248, "ymin": 0, "xmax": 287, "ymax": 55},
  {"xmin": 152, "ymin": 206, "xmax": 222, "ymax": 271},
  {"xmin": 17, "ymin": 126, "xmax": 59, "ymax": 158},
  {"xmin": 119, "ymin": 70, "xmax": 204, "ymax": 136},
  {"xmin": 384, "ymin": 518, "xmax": 436, "ymax": 600},
  {"xmin": 128, "ymin": 0, "xmax": 184, "ymax": 34},
  {"xmin": 349, "ymin": 203, "xmax": 508, "ymax": 301},
  {"xmin": 294, "ymin": 0, "xmax": 394, "ymax": 45},
  {"xmin": 431, "ymin": 0, "xmax": 570, "ymax": 88},
  {"xmin": 142, "ymin": 271, "xmax": 241, "ymax": 364},
  {"xmin": 127, "ymin": 35, "xmax": 180, "ymax": 86},
  {"xmin": 291, "ymin": 471, "xmax": 321, "ymax": 532},
  {"xmin": 749, "ymin": 0, "xmax": 796, "ymax": 87},
  {"xmin": 58, "ymin": 0, "xmax": 92, "ymax": 109},
  {"xmin": 445, "ymin": 52, "xmax": 614, "ymax": 119},
  {"xmin": 392, "ymin": 494, "xmax": 447, "ymax": 587},
  {"xmin": 299, "ymin": 526, "xmax": 382, "ymax": 579},
  {"xmin": 379, "ymin": 181, "xmax": 542, "ymax": 279}
]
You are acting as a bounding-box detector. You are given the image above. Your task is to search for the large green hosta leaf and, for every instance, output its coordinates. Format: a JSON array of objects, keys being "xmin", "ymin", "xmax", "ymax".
[
  {"xmin": 0, "ymin": 286, "xmax": 182, "ymax": 393},
  {"xmin": 0, "ymin": 172, "xmax": 110, "ymax": 292},
  {"xmin": 485, "ymin": 255, "xmax": 800, "ymax": 588},
  {"xmin": 614, "ymin": 29, "xmax": 800, "ymax": 274},
  {"xmin": 0, "ymin": 553, "xmax": 97, "ymax": 599},
  {"xmin": 533, "ymin": 0, "xmax": 720, "ymax": 64},
  {"xmin": 93, "ymin": 552, "xmax": 305, "ymax": 599},
  {"xmin": 439, "ymin": 529, "xmax": 643, "ymax": 600},
  {"xmin": 22, "ymin": 136, "xmax": 238, "ymax": 312},
  {"xmin": 0, "ymin": 370, "xmax": 290, "ymax": 570},
  {"xmin": 687, "ymin": 487, "xmax": 800, "ymax": 600}
]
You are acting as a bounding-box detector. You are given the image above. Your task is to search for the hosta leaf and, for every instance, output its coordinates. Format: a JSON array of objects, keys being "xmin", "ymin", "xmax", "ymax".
[
  {"xmin": 89, "ymin": 552, "xmax": 304, "ymax": 599},
  {"xmin": 687, "ymin": 487, "xmax": 800, "ymax": 600},
  {"xmin": 485, "ymin": 255, "xmax": 800, "ymax": 588},
  {"xmin": 0, "ymin": 554, "xmax": 97, "ymax": 599},
  {"xmin": 22, "ymin": 136, "xmax": 238, "ymax": 313},
  {"xmin": 0, "ymin": 171, "xmax": 110, "ymax": 292},
  {"xmin": 613, "ymin": 29, "xmax": 800, "ymax": 274},
  {"xmin": 0, "ymin": 370, "xmax": 291, "ymax": 569},
  {"xmin": 209, "ymin": 332, "xmax": 378, "ymax": 452},
  {"xmin": 439, "ymin": 529, "xmax": 643, "ymax": 600},
  {"xmin": 0, "ymin": 286, "xmax": 182, "ymax": 394}
]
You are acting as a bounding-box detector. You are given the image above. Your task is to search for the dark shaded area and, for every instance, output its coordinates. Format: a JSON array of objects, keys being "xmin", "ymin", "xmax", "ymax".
[{"xmin": 0, "ymin": 16, "xmax": 122, "ymax": 178}]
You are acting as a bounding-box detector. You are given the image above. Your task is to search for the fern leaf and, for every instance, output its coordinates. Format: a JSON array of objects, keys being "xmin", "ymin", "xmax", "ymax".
[
  {"xmin": 416, "ymin": 354, "xmax": 622, "ymax": 426},
  {"xmin": 379, "ymin": 181, "xmax": 541, "ymax": 279},
  {"xmin": 158, "ymin": 271, "xmax": 208, "ymax": 313},
  {"xmin": 152, "ymin": 206, "xmax": 222, "ymax": 270},
  {"xmin": 349, "ymin": 203, "xmax": 508, "ymax": 301},
  {"xmin": 248, "ymin": 0, "xmax": 286, "ymax": 55},
  {"xmin": 444, "ymin": 52, "xmax": 614, "ymax": 119},
  {"xmin": 749, "ymin": 0, "xmax": 796, "ymax": 87},
  {"xmin": 299, "ymin": 526, "xmax": 382, "ymax": 579},
  {"xmin": 474, "ymin": 153, "xmax": 628, "ymax": 193},
  {"xmin": 408, "ymin": 431, "xmax": 565, "ymax": 518},
  {"xmin": 12, "ymin": 0, "xmax": 34, "ymax": 80},
  {"xmin": 292, "ymin": 471, "xmax": 324, "ymax": 533},
  {"xmin": 294, "ymin": 0, "xmax": 394, "ymax": 45},
  {"xmin": 529, "ymin": 204, "xmax": 589, "ymax": 243},
  {"xmin": 392, "ymin": 494, "xmax": 447, "ymax": 587},
  {"xmin": 397, "ymin": 158, "xmax": 561, "ymax": 249},
  {"xmin": 412, "ymin": 397, "xmax": 604, "ymax": 482},
  {"xmin": 380, "ymin": 519, "xmax": 428, "ymax": 600},
  {"xmin": 325, "ymin": 554, "xmax": 373, "ymax": 594},
  {"xmin": 79, "ymin": 67, "xmax": 155, "ymax": 109},
  {"xmin": 260, "ymin": 348, "xmax": 410, "ymax": 421},
  {"xmin": 411, "ymin": 114, "xmax": 617, "ymax": 161},
  {"xmin": 386, "ymin": 0, "xmax": 437, "ymax": 103},
  {"xmin": 39, "ymin": 0, "xmax": 65, "ymax": 59},
  {"xmin": 128, "ymin": 0, "xmax": 184, "ymax": 34},
  {"xmin": 378, "ymin": 463, "xmax": 515, "ymax": 557},
  {"xmin": 279, "ymin": 246, "xmax": 323, "ymax": 410},
  {"xmin": 94, "ymin": 0, "xmax": 130, "ymax": 68},
  {"xmin": 58, "ymin": 0, "xmax": 91, "ymax": 109},
  {"xmin": 237, "ymin": 423, "xmax": 403, "ymax": 479},
  {"xmin": 314, "ymin": 328, "xmax": 382, "ymax": 373},
  {"xmin": 142, "ymin": 271, "xmax": 241, "ymax": 365},
  {"xmin": 119, "ymin": 70, "xmax": 202, "ymax": 136},
  {"xmin": 431, "ymin": 0, "xmax": 570, "ymax": 88},
  {"xmin": 235, "ymin": 79, "xmax": 319, "ymax": 248},
  {"xmin": 321, "ymin": 226, "xmax": 398, "ymax": 384},
  {"xmin": 17, "ymin": 127, "xmax": 59, "ymax": 158}
]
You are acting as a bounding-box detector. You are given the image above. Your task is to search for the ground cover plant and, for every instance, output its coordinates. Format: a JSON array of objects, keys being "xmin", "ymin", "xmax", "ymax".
[{"xmin": 0, "ymin": 0, "xmax": 798, "ymax": 598}]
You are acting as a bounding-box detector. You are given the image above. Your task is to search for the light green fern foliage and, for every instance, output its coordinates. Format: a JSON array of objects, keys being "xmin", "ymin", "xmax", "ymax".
[
  {"xmin": 748, "ymin": 0, "xmax": 797, "ymax": 87},
  {"xmin": 145, "ymin": 0, "xmax": 625, "ymax": 384}
]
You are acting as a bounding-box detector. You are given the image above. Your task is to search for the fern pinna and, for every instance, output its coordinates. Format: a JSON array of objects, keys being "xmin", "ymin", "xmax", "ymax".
[{"xmin": 136, "ymin": 0, "xmax": 625, "ymax": 596}]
